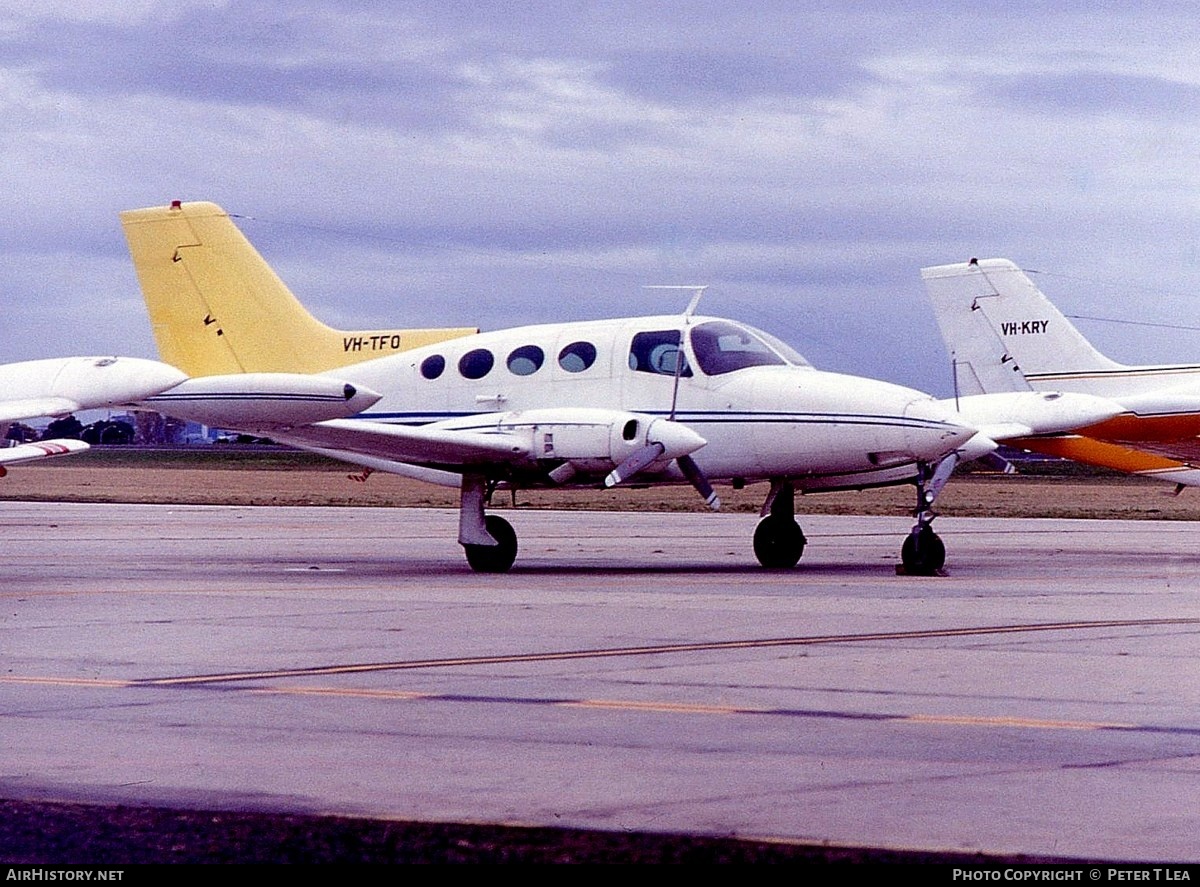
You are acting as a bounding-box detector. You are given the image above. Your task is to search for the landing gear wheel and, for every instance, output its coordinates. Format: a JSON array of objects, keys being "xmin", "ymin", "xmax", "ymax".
[
  {"xmin": 753, "ymin": 514, "xmax": 806, "ymax": 568},
  {"xmin": 900, "ymin": 526, "xmax": 946, "ymax": 576},
  {"xmin": 464, "ymin": 515, "xmax": 518, "ymax": 573}
]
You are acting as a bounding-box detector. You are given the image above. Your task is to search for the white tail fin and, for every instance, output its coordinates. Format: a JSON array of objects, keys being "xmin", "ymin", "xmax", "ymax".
[{"xmin": 921, "ymin": 258, "xmax": 1124, "ymax": 396}]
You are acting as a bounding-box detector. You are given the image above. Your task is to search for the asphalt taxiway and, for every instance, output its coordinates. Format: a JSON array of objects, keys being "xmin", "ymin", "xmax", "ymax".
[{"xmin": 2, "ymin": 502, "xmax": 1198, "ymax": 861}]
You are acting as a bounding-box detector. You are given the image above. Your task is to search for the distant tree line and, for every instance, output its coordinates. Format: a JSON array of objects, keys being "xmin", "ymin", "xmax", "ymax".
[{"xmin": 5, "ymin": 416, "xmax": 136, "ymax": 445}]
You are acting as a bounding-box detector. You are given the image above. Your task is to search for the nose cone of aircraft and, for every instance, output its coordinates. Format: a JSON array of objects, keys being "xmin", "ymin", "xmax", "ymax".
[{"xmin": 902, "ymin": 396, "xmax": 981, "ymax": 462}]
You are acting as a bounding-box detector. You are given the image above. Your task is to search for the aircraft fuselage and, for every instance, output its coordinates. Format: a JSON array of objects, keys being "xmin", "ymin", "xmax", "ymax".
[{"xmin": 322, "ymin": 313, "xmax": 974, "ymax": 492}]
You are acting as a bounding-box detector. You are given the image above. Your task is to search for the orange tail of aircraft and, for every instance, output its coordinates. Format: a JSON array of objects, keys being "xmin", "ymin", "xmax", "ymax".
[{"xmin": 120, "ymin": 201, "xmax": 477, "ymax": 377}]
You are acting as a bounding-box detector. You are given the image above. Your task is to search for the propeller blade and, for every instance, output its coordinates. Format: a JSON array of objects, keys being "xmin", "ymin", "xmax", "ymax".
[
  {"xmin": 604, "ymin": 442, "xmax": 665, "ymax": 488},
  {"xmin": 976, "ymin": 451, "xmax": 1015, "ymax": 474},
  {"xmin": 678, "ymin": 454, "xmax": 720, "ymax": 511}
]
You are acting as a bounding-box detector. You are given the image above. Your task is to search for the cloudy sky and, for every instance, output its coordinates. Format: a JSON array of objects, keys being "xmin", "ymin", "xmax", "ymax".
[{"xmin": 4, "ymin": 1, "xmax": 1200, "ymax": 395}]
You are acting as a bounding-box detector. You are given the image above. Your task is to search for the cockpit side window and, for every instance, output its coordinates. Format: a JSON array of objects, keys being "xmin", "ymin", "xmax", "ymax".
[
  {"xmin": 628, "ymin": 330, "xmax": 692, "ymax": 377},
  {"xmin": 689, "ymin": 321, "xmax": 788, "ymax": 375}
]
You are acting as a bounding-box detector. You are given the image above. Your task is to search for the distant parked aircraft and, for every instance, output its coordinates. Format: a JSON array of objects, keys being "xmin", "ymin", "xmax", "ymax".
[{"xmin": 924, "ymin": 257, "xmax": 1200, "ymax": 488}]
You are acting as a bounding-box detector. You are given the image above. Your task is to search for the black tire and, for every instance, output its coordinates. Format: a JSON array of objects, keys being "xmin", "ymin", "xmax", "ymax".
[
  {"xmin": 464, "ymin": 515, "xmax": 518, "ymax": 573},
  {"xmin": 753, "ymin": 514, "xmax": 806, "ymax": 569},
  {"xmin": 900, "ymin": 526, "xmax": 946, "ymax": 575}
]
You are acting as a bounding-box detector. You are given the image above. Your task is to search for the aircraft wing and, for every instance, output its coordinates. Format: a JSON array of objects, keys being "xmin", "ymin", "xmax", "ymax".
[
  {"xmin": 270, "ymin": 418, "xmax": 533, "ymax": 470},
  {"xmin": 1001, "ymin": 432, "xmax": 1200, "ymax": 484},
  {"xmin": 0, "ymin": 398, "xmax": 82, "ymax": 424},
  {"xmin": 262, "ymin": 408, "xmax": 710, "ymax": 491},
  {"xmin": 946, "ymin": 392, "xmax": 1200, "ymax": 484},
  {"xmin": 946, "ymin": 387, "xmax": 1200, "ymax": 478},
  {"xmin": 0, "ymin": 439, "xmax": 90, "ymax": 472}
]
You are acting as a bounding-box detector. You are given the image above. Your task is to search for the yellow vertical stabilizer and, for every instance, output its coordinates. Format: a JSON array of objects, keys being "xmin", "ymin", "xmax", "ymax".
[{"xmin": 120, "ymin": 201, "xmax": 478, "ymax": 377}]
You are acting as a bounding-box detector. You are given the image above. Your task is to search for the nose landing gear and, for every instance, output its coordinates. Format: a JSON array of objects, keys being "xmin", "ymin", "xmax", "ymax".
[
  {"xmin": 901, "ymin": 522, "xmax": 946, "ymax": 575},
  {"xmin": 898, "ymin": 458, "xmax": 954, "ymax": 576}
]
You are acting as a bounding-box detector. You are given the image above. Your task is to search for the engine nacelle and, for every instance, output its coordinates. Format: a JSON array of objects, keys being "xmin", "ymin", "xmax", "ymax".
[{"xmin": 434, "ymin": 408, "xmax": 706, "ymax": 480}]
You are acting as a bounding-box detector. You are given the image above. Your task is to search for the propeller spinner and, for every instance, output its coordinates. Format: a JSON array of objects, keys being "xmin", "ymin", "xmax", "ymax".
[{"xmin": 603, "ymin": 417, "xmax": 720, "ymax": 511}]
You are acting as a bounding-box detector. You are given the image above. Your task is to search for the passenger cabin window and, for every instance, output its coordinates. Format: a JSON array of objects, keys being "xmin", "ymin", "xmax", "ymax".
[
  {"xmin": 629, "ymin": 330, "xmax": 691, "ymax": 377},
  {"xmin": 458, "ymin": 348, "xmax": 494, "ymax": 379},
  {"xmin": 420, "ymin": 354, "xmax": 445, "ymax": 379},
  {"xmin": 689, "ymin": 321, "xmax": 787, "ymax": 375},
  {"xmin": 507, "ymin": 344, "xmax": 544, "ymax": 376},
  {"xmin": 558, "ymin": 341, "xmax": 597, "ymax": 373}
]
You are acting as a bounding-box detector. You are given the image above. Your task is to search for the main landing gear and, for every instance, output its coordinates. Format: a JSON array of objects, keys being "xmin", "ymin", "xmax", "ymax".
[
  {"xmin": 459, "ymin": 474, "xmax": 518, "ymax": 573},
  {"xmin": 754, "ymin": 481, "xmax": 807, "ymax": 568},
  {"xmin": 753, "ymin": 465, "xmax": 952, "ymax": 575}
]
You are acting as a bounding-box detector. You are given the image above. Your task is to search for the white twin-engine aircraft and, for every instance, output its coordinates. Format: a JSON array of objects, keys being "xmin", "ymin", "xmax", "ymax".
[
  {"xmin": 0, "ymin": 356, "xmax": 186, "ymax": 474},
  {"xmin": 118, "ymin": 202, "xmax": 1121, "ymax": 574}
]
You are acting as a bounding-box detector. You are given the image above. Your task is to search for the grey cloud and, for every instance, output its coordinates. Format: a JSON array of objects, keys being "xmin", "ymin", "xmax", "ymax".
[
  {"xmin": 995, "ymin": 71, "xmax": 1200, "ymax": 118},
  {"xmin": 3, "ymin": 17, "xmax": 471, "ymax": 132},
  {"xmin": 602, "ymin": 50, "xmax": 872, "ymax": 104}
]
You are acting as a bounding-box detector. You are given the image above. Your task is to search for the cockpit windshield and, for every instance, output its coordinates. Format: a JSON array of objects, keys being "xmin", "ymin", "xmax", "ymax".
[
  {"xmin": 749, "ymin": 327, "xmax": 811, "ymax": 368},
  {"xmin": 689, "ymin": 321, "xmax": 807, "ymax": 375}
]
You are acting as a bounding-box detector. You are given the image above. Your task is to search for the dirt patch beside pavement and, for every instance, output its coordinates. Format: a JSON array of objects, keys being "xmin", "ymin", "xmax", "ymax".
[{"xmin": 1, "ymin": 450, "xmax": 1197, "ymax": 521}]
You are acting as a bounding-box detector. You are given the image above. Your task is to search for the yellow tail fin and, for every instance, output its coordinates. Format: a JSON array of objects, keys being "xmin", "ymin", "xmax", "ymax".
[{"xmin": 120, "ymin": 201, "xmax": 477, "ymax": 377}]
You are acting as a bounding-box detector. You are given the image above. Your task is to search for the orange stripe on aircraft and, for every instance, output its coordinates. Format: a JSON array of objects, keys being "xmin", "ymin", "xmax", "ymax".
[
  {"xmin": 1009, "ymin": 435, "xmax": 1186, "ymax": 474},
  {"xmin": 1079, "ymin": 413, "xmax": 1200, "ymax": 443}
]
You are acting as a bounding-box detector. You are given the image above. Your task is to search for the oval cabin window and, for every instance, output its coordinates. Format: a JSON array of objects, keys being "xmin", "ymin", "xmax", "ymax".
[
  {"xmin": 420, "ymin": 354, "xmax": 446, "ymax": 379},
  {"xmin": 507, "ymin": 345, "xmax": 545, "ymax": 376},
  {"xmin": 458, "ymin": 349, "xmax": 495, "ymax": 380},
  {"xmin": 557, "ymin": 341, "xmax": 597, "ymax": 373}
]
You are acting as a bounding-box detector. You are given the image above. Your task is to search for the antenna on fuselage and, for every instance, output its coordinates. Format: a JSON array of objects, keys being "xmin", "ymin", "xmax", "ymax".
[{"xmin": 642, "ymin": 285, "xmax": 708, "ymax": 321}]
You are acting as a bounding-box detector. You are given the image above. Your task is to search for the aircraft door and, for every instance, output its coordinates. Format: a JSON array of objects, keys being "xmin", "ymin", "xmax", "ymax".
[{"xmin": 621, "ymin": 328, "xmax": 701, "ymax": 411}]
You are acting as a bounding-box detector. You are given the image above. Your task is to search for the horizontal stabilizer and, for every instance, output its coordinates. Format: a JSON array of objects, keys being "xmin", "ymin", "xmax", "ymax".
[
  {"xmin": 944, "ymin": 391, "xmax": 1125, "ymax": 441},
  {"xmin": 0, "ymin": 397, "xmax": 81, "ymax": 424}
]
